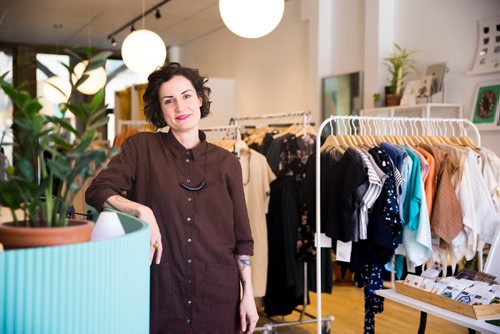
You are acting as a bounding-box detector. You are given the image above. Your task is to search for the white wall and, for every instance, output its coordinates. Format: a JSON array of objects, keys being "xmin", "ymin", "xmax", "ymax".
[
  {"xmin": 177, "ymin": 0, "xmax": 500, "ymax": 153},
  {"xmin": 392, "ymin": 0, "xmax": 500, "ymax": 153},
  {"xmin": 179, "ymin": 0, "xmax": 308, "ymax": 124}
]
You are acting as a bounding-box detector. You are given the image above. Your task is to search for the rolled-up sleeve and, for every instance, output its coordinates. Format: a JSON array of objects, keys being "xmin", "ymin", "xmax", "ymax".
[
  {"xmin": 85, "ymin": 136, "xmax": 138, "ymax": 211},
  {"xmin": 228, "ymin": 156, "xmax": 254, "ymax": 256}
]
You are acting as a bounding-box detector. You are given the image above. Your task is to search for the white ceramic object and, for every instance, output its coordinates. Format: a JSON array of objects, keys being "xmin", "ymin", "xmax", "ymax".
[{"xmin": 91, "ymin": 211, "xmax": 126, "ymax": 241}]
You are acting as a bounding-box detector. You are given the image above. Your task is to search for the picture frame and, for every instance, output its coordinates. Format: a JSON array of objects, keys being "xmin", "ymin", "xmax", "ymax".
[
  {"xmin": 425, "ymin": 62, "xmax": 447, "ymax": 102},
  {"xmin": 468, "ymin": 16, "xmax": 500, "ymax": 75},
  {"xmin": 321, "ymin": 71, "xmax": 363, "ymax": 136},
  {"xmin": 471, "ymin": 80, "xmax": 500, "ymax": 130},
  {"xmin": 321, "ymin": 71, "xmax": 363, "ymax": 119}
]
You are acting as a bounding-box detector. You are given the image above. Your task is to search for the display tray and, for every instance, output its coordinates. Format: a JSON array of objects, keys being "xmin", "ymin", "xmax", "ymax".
[{"xmin": 394, "ymin": 281, "xmax": 500, "ymax": 320}]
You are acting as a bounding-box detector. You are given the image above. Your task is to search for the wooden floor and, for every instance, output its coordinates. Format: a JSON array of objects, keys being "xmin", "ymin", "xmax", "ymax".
[{"xmin": 256, "ymin": 284, "xmax": 470, "ymax": 333}]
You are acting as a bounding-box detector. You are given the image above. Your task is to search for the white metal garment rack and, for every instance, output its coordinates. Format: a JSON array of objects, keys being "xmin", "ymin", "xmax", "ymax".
[
  {"xmin": 231, "ymin": 111, "xmax": 334, "ymax": 334},
  {"xmin": 200, "ymin": 124, "xmax": 242, "ymax": 157},
  {"xmin": 230, "ymin": 110, "xmax": 312, "ymax": 127},
  {"xmin": 314, "ymin": 115, "xmax": 482, "ymax": 334}
]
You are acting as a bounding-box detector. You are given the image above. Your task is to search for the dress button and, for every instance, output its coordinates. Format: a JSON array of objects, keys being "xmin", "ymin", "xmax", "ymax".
[
  {"xmin": 186, "ymin": 179, "xmax": 191, "ymax": 183},
  {"xmin": 186, "ymin": 319, "xmax": 191, "ymax": 324},
  {"xmin": 186, "ymin": 159, "xmax": 190, "ymax": 163},
  {"xmin": 187, "ymin": 238, "xmax": 192, "ymax": 243},
  {"xmin": 187, "ymin": 197, "xmax": 192, "ymax": 202},
  {"xmin": 188, "ymin": 279, "xmax": 192, "ymax": 284},
  {"xmin": 187, "ymin": 299, "xmax": 192, "ymax": 304},
  {"xmin": 187, "ymin": 258, "xmax": 192, "ymax": 264},
  {"xmin": 186, "ymin": 217, "xmax": 192, "ymax": 222}
]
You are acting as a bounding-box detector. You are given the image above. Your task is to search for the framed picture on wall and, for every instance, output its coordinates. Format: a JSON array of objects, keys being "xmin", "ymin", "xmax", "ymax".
[
  {"xmin": 321, "ymin": 71, "xmax": 363, "ymax": 119},
  {"xmin": 471, "ymin": 80, "xmax": 500, "ymax": 130}
]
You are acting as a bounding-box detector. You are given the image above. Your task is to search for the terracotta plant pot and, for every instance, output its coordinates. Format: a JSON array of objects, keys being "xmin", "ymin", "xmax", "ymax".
[
  {"xmin": 386, "ymin": 93, "xmax": 402, "ymax": 106},
  {"xmin": 0, "ymin": 220, "xmax": 94, "ymax": 250}
]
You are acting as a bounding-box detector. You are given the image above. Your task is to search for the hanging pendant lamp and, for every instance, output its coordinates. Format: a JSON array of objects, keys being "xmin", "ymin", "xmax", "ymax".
[
  {"xmin": 71, "ymin": 60, "xmax": 107, "ymax": 95},
  {"xmin": 219, "ymin": 0, "xmax": 285, "ymax": 39},
  {"xmin": 121, "ymin": 29, "xmax": 167, "ymax": 75}
]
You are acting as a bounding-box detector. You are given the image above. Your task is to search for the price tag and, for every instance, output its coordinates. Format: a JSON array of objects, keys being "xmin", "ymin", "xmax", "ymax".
[{"xmin": 336, "ymin": 240, "xmax": 352, "ymax": 262}]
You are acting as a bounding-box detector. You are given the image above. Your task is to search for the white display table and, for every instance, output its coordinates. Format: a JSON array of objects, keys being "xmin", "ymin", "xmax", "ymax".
[{"xmin": 376, "ymin": 288, "xmax": 500, "ymax": 334}]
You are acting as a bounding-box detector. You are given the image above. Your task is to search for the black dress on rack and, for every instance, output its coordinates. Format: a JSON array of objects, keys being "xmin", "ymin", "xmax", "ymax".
[{"xmin": 264, "ymin": 133, "xmax": 312, "ymax": 316}]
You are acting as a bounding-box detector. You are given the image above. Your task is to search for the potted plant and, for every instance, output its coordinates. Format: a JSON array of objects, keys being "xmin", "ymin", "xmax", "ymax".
[
  {"xmin": 0, "ymin": 51, "xmax": 120, "ymax": 249},
  {"xmin": 372, "ymin": 92, "xmax": 383, "ymax": 108},
  {"xmin": 384, "ymin": 43, "xmax": 417, "ymax": 106}
]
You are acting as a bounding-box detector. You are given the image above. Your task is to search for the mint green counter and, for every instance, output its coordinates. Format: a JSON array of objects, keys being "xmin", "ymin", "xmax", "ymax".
[{"xmin": 0, "ymin": 211, "xmax": 150, "ymax": 334}]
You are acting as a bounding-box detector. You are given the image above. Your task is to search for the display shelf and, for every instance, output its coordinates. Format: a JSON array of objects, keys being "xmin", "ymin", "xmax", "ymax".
[{"xmin": 361, "ymin": 103, "xmax": 463, "ymax": 118}]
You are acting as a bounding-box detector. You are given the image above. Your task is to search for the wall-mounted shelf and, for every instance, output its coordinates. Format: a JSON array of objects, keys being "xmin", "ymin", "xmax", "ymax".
[{"xmin": 360, "ymin": 103, "xmax": 463, "ymax": 119}]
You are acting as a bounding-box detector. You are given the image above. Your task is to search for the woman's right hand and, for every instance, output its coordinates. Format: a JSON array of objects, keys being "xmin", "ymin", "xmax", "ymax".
[
  {"xmin": 137, "ymin": 206, "xmax": 163, "ymax": 265},
  {"xmin": 103, "ymin": 195, "xmax": 163, "ymax": 265}
]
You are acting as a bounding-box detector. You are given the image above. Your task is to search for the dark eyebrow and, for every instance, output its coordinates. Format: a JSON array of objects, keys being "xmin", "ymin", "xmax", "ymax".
[{"xmin": 160, "ymin": 89, "xmax": 194, "ymax": 101}]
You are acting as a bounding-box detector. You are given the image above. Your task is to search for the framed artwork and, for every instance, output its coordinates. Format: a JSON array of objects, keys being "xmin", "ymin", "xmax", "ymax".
[
  {"xmin": 321, "ymin": 72, "xmax": 363, "ymax": 136},
  {"xmin": 425, "ymin": 62, "xmax": 447, "ymax": 102},
  {"xmin": 471, "ymin": 80, "xmax": 500, "ymax": 130},
  {"xmin": 469, "ymin": 16, "xmax": 500, "ymax": 75},
  {"xmin": 321, "ymin": 71, "xmax": 363, "ymax": 119}
]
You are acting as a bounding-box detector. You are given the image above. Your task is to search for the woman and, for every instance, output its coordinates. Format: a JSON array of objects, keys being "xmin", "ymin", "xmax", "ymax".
[{"xmin": 86, "ymin": 62, "xmax": 258, "ymax": 333}]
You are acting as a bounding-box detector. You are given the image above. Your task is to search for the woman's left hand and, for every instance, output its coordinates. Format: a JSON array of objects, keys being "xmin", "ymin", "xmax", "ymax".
[{"xmin": 240, "ymin": 292, "xmax": 258, "ymax": 333}]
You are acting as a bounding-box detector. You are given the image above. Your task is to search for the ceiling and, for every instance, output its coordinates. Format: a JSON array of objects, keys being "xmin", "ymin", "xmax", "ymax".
[{"xmin": 0, "ymin": 0, "xmax": 224, "ymax": 52}]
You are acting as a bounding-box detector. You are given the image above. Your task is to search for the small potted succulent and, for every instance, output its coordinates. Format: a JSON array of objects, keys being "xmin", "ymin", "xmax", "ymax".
[{"xmin": 0, "ymin": 51, "xmax": 120, "ymax": 249}]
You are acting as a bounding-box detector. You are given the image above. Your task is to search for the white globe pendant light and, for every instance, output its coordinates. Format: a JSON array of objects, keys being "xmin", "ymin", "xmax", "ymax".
[
  {"xmin": 71, "ymin": 60, "xmax": 107, "ymax": 95},
  {"xmin": 43, "ymin": 76, "xmax": 72, "ymax": 104},
  {"xmin": 121, "ymin": 29, "xmax": 167, "ymax": 75},
  {"xmin": 219, "ymin": 0, "xmax": 285, "ymax": 39}
]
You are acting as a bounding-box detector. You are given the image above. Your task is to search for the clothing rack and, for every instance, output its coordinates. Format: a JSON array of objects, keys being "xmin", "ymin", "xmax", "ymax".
[
  {"xmin": 229, "ymin": 111, "xmax": 333, "ymax": 333},
  {"xmin": 230, "ymin": 110, "xmax": 312, "ymax": 127},
  {"xmin": 314, "ymin": 115, "xmax": 482, "ymax": 334},
  {"xmin": 116, "ymin": 119, "xmax": 150, "ymax": 132},
  {"xmin": 200, "ymin": 124, "xmax": 243, "ymax": 157}
]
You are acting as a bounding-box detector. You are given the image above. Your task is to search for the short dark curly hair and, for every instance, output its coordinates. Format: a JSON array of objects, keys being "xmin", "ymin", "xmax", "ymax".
[{"xmin": 143, "ymin": 62, "xmax": 211, "ymax": 129}]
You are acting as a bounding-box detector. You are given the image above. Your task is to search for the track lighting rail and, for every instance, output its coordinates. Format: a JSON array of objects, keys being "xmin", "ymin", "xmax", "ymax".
[{"xmin": 106, "ymin": 0, "xmax": 170, "ymax": 42}]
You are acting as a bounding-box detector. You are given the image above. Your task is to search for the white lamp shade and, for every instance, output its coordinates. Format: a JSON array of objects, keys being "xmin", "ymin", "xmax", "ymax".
[
  {"xmin": 91, "ymin": 211, "xmax": 126, "ymax": 241},
  {"xmin": 121, "ymin": 29, "xmax": 167, "ymax": 75},
  {"xmin": 71, "ymin": 60, "xmax": 107, "ymax": 95},
  {"xmin": 43, "ymin": 76, "xmax": 72, "ymax": 104},
  {"xmin": 219, "ymin": 0, "xmax": 284, "ymax": 39}
]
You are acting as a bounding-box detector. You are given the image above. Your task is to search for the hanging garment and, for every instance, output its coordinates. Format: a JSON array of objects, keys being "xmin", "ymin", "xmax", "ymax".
[
  {"xmin": 324, "ymin": 147, "xmax": 368, "ymax": 242},
  {"xmin": 401, "ymin": 147, "xmax": 432, "ymax": 267},
  {"xmin": 420, "ymin": 144, "xmax": 463, "ymax": 246},
  {"xmin": 479, "ymin": 147, "xmax": 500, "ymax": 213},
  {"xmin": 241, "ymin": 149, "xmax": 276, "ymax": 298},
  {"xmin": 416, "ymin": 147, "xmax": 437, "ymax": 218},
  {"xmin": 299, "ymin": 152, "xmax": 333, "ymax": 293},
  {"xmin": 264, "ymin": 133, "xmax": 313, "ymax": 316}
]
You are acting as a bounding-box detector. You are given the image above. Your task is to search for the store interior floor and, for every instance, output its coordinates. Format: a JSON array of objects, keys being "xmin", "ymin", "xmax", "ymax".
[{"xmin": 256, "ymin": 284, "xmax": 468, "ymax": 333}]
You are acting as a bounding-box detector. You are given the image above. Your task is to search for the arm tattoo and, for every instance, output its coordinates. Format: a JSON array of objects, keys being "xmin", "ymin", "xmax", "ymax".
[
  {"xmin": 115, "ymin": 195, "xmax": 131, "ymax": 204},
  {"xmin": 105, "ymin": 199, "xmax": 120, "ymax": 211},
  {"xmin": 238, "ymin": 255, "xmax": 251, "ymax": 272},
  {"xmin": 241, "ymin": 279, "xmax": 247, "ymax": 289}
]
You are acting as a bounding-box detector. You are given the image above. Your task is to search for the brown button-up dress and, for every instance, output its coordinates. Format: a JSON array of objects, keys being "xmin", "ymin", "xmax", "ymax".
[{"xmin": 86, "ymin": 130, "xmax": 253, "ymax": 333}]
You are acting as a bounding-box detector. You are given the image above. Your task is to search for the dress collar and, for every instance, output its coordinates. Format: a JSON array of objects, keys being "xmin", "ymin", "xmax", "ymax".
[{"xmin": 165, "ymin": 130, "xmax": 207, "ymax": 161}]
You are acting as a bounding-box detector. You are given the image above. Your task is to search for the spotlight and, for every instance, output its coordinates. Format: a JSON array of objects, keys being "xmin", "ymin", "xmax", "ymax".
[
  {"xmin": 111, "ymin": 37, "xmax": 117, "ymax": 46},
  {"xmin": 155, "ymin": 8, "xmax": 161, "ymax": 19}
]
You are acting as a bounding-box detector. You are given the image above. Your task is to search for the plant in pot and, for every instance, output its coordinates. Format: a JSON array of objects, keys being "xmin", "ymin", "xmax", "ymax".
[
  {"xmin": 384, "ymin": 43, "xmax": 417, "ymax": 106},
  {"xmin": 0, "ymin": 51, "xmax": 120, "ymax": 249},
  {"xmin": 372, "ymin": 92, "xmax": 383, "ymax": 108}
]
